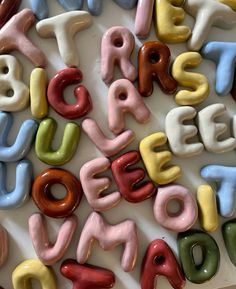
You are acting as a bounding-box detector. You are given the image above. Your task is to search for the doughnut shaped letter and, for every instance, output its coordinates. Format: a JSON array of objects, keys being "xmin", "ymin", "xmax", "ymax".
[
  {"xmin": 113, "ymin": 0, "xmax": 137, "ymax": 9},
  {"xmin": 32, "ymin": 168, "xmax": 83, "ymax": 218},
  {"xmin": 197, "ymin": 185, "xmax": 219, "ymax": 232},
  {"xmin": 36, "ymin": 11, "xmax": 92, "ymax": 67},
  {"xmin": 12, "ymin": 259, "xmax": 56, "ymax": 289},
  {"xmin": 0, "ymin": 160, "xmax": 32, "ymax": 209},
  {"xmin": 61, "ymin": 260, "xmax": 115, "ymax": 289},
  {"xmin": 29, "ymin": 213, "xmax": 77, "ymax": 265},
  {"xmin": 30, "ymin": 68, "xmax": 48, "ymax": 119},
  {"xmin": 35, "ymin": 118, "xmax": 80, "ymax": 166},
  {"xmin": 101, "ymin": 26, "xmax": 137, "ymax": 84},
  {"xmin": 111, "ymin": 151, "xmax": 156, "ymax": 203},
  {"xmin": 141, "ymin": 239, "xmax": 185, "ymax": 289},
  {"xmin": 47, "ymin": 68, "xmax": 92, "ymax": 119},
  {"xmin": 134, "ymin": 0, "xmax": 155, "ymax": 38},
  {"xmin": 82, "ymin": 118, "xmax": 134, "ymax": 157},
  {"xmin": 172, "ymin": 52, "xmax": 209, "ymax": 105},
  {"xmin": 198, "ymin": 103, "xmax": 236, "ymax": 153},
  {"xmin": 80, "ymin": 157, "xmax": 121, "ymax": 211},
  {"xmin": 0, "ymin": 9, "xmax": 46, "ymax": 67},
  {"xmin": 0, "ymin": 55, "xmax": 29, "ymax": 112},
  {"xmin": 0, "ymin": 0, "xmax": 21, "ymax": 28},
  {"xmin": 0, "ymin": 112, "xmax": 37, "ymax": 162},
  {"xmin": 140, "ymin": 132, "xmax": 181, "ymax": 184},
  {"xmin": 201, "ymin": 41, "xmax": 236, "ymax": 95},
  {"xmin": 108, "ymin": 79, "xmax": 150, "ymax": 134},
  {"xmin": 222, "ymin": 219, "xmax": 236, "ymax": 266},
  {"xmin": 77, "ymin": 212, "xmax": 138, "ymax": 272},
  {"xmin": 155, "ymin": 0, "xmax": 190, "ymax": 43},
  {"xmin": 178, "ymin": 230, "xmax": 220, "ymax": 284},
  {"xmin": 165, "ymin": 106, "xmax": 204, "ymax": 157},
  {"xmin": 31, "ymin": 0, "xmax": 49, "ymax": 20},
  {"xmin": 201, "ymin": 165, "xmax": 236, "ymax": 217},
  {"xmin": 184, "ymin": 0, "xmax": 236, "ymax": 51},
  {"xmin": 154, "ymin": 184, "xmax": 198, "ymax": 232},
  {"xmin": 0, "ymin": 224, "xmax": 8, "ymax": 268},
  {"xmin": 138, "ymin": 41, "xmax": 177, "ymax": 96}
]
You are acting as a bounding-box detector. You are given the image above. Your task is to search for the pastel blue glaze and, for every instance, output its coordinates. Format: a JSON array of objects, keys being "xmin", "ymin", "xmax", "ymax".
[
  {"xmin": 57, "ymin": 0, "xmax": 83, "ymax": 11},
  {"xmin": 113, "ymin": 0, "xmax": 137, "ymax": 9},
  {"xmin": 0, "ymin": 160, "xmax": 32, "ymax": 209},
  {"xmin": 201, "ymin": 165, "xmax": 236, "ymax": 217},
  {"xmin": 0, "ymin": 112, "xmax": 38, "ymax": 162},
  {"xmin": 201, "ymin": 41, "xmax": 236, "ymax": 95},
  {"xmin": 87, "ymin": 0, "xmax": 103, "ymax": 15},
  {"xmin": 31, "ymin": 0, "xmax": 49, "ymax": 20}
]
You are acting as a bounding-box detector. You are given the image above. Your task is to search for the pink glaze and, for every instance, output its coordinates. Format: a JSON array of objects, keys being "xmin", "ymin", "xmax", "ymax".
[
  {"xmin": 28, "ymin": 213, "xmax": 77, "ymax": 265},
  {"xmin": 0, "ymin": 224, "xmax": 8, "ymax": 268},
  {"xmin": 80, "ymin": 157, "xmax": 121, "ymax": 211},
  {"xmin": 76, "ymin": 212, "xmax": 138, "ymax": 272},
  {"xmin": 101, "ymin": 26, "xmax": 137, "ymax": 84},
  {"xmin": 82, "ymin": 118, "xmax": 135, "ymax": 157},
  {"xmin": 153, "ymin": 184, "xmax": 198, "ymax": 232},
  {"xmin": 134, "ymin": 0, "xmax": 155, "ymax": 38},
  {"xmin": 0, "ymin": 9, "xmax": 46, "ymax": 67},
  {"xmin": 108, "ymin": 79, "xmax": 151, "ymax": 135}
]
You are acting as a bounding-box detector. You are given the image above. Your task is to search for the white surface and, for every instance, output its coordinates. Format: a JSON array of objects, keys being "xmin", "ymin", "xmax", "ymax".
[{"xmin": 1, "ymin": 1, "xmax": 236, "ymax": 288}]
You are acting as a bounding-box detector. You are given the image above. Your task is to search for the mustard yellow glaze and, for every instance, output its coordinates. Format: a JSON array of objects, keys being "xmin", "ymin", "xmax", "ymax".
[
  {"xmin": 30, "ymin": 68, "xmax": 48, "ymax": 119},
  {"xmin": 219, "ymin": 0, "xmax": 236, "ymax": 12},
  {"xmin": 139, "ymin": 132, "xmax": 181, "ymax": 184},
  {"xmin": 172, "ymin": 52, "xmax": 210, "ymax": 105},
  {"xmin": 12, "ymin": 259, "xmax": 57, "ymax": 289},
  {"xmin": 155, "ymin": 0, "xmax": 191, "ymax": 43},
  {"xmin": 197, "ymin": 185, "xmax": 219, "ymax": 232}
]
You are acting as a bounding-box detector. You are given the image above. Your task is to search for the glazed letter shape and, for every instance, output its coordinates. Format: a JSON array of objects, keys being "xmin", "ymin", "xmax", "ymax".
[
  {"xmin": 28, "ymin": 213, "xmax": 77, "ymax": 265},
  {"xmin": 12, "ymin": 259, "xmax": 57, "ymax": 289},
  {"xmin": 218, "ymin": 0, "xmax": 236, "ymax": 11},
  {"xmin": 61, "ymin": 260, "xmax": 115, "ymax": 289},
  {"xmin": 201, "ymin": 165, "xmax": 236, "ymax": 217},
  {"xmin": 0, "ymin": 0, "xmax": 21, "ymax": 28},
  {"xmin": 153, "ymin": 184, "xmax": 198, "ymax": 232},
  {"xmin": 0, "ymin": 55, "xmax": 29, "ymax": 112},
  {"xmin": 141, "ymin": 239, "xmax": 185, "ymax": 289},
  {"xmin": 138, "ymin": 41, "xmax": 177, "ymax": 96},
  {"xmin": 77, "ymin": 212, "xmax": 138, "ymax": 272},
  {"xmin": 201, "ymin": 41, "xmax": 236, "ymax": 95},
  {"xmin": 80, "ymin": 157, "xmax": 121, "ymax": 211},
  {"xmin": 222, "ymin": 219, "xmax": 236, "ymax": 267},
  {"xmin": 165, "ymin": 106, "xmax": 204, "ymax": 157},
  {"xmin": 155, "ymin": 0, "xmax": 191, "ymax": 43},
  {"xmin": 0, "ymin": 9, "xmax": 46, "ymax": 67},
  {"xmin": 111, "ymin": 151, "xmax": 156, "ymax": 203},
  {"xmin": 30, "ymin": 68, "xmax": 48, "ymax": 119},
  {"xmin": 0, "ymin": 224, "xmax": 8, "ymax": 268},
  {"xmin": 82, "ymin": 118, "xmax": 134, "ymax": 157},
  {"xmin": 108, "ymin": 79, "xmax": 150, "ymax": 135},
  {"xmin": 178, "ymin": 230, "xmax": 220, "ymax": 284},
  {"xmin": 0, "ymin": 112, "xmax": 38, "ymax": 162},
  {"xmin": 172, "ymin": 52, "xmax": 209, "ymax": 105},
  {"xmin": 184, "ymin": 0, "xmax": 236, "ymax": 51},
  {"xmin": 198, "ymin": 103, "xmax": 236, "ymax": 153},
  {"xmin": 197, "ymin": 185, "xmax": 219, "ymax": 232},
  {"xmin": 101, "ymin": 26, "xmax": 137, "ymax": 84},
  {"xmin": 36, "ymin": 11, "xmax": 92, "ymax": 67},
  {"xmin": 88, "ymin": 0, "xmax": 137, "ymax": 15},
  {"xmin": 134, "ymin": 0, "xmax": 155, "ymax": 38},
  {"xmin": 0, "ymin": 160, "xmax": 31, "ymax": 209},
  {"xmin": 35, "ymin": 118, "xmax": 80, "ymax": 166},
  {"xmin": 47, "ymin": 68, "xmax": 92, "ymax": 119},
  {"xmin": 140, "ymin": 132, "xmax": 181, "ymax": 184}
]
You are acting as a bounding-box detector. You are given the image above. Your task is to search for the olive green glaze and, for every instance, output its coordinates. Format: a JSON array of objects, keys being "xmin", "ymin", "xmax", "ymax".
[
  {"xmin": 35, "ymin": 118, "xmax": 80, "ymax": 166},
  {"xmin": 222, "ymin": 219, "xmax": 236, "ymax": 266},
  {"xmin": 178, "ymin": 230, "xmax": 220, "ymax": 284}
]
